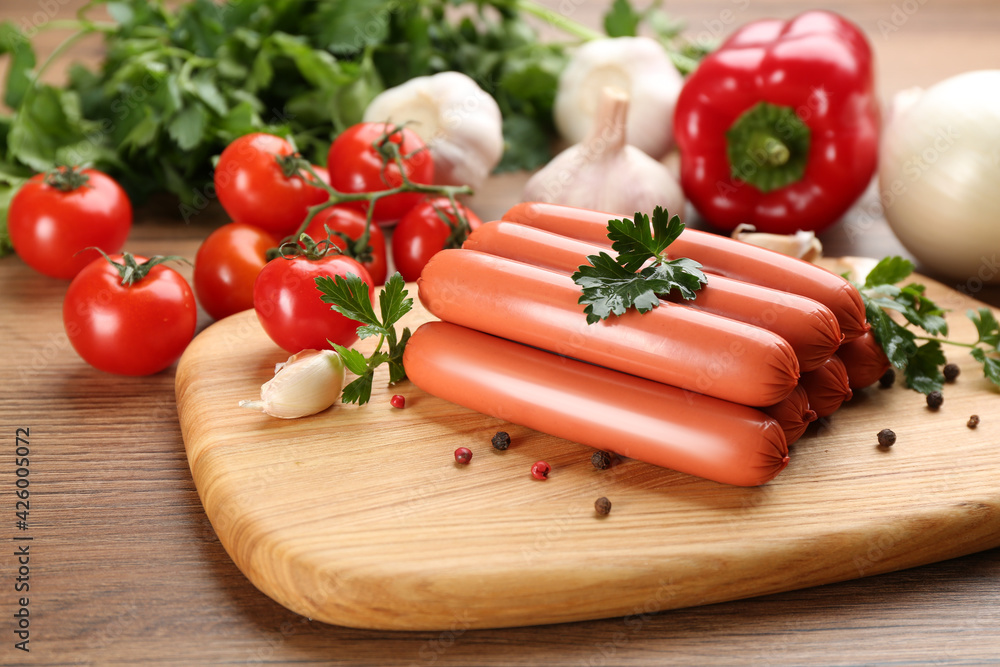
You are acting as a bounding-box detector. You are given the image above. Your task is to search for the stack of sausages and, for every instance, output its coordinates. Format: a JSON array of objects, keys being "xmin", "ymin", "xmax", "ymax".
[{"xmin": 403, "ymin": 202, "xmax": 890, "ymax": 486}]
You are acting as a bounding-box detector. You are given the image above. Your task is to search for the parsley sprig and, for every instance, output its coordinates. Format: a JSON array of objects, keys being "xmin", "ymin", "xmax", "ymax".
[
  {"xmin": 854, "ymin": 256, "xmax": 1000, "ymax": 393},
  {"xmin": 315, "ymin": 272, "xmax": 412, "ymax": 405},
  {"xmin": 571, "ymin": 207, "xmax": 707, "ymax": 324}
]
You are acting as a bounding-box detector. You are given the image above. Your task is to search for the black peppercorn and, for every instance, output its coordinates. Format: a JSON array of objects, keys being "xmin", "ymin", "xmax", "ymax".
[
  {"xmin": 926, "ymin": 390, "xmax": 944, "ymax": 410},
  {"xmin": 878, "ymin": 368, "xmax": 895, "ymax": 388},
  {"xmin": 943, "ymin": 363, "xmax": 960, "ymax": 382},
  {"xmin": 491, "ymin": 431, "xmax": 511, "ymax": 451},
  {"xmin": 877, "ymin": 429, "xmax": 896, "ymax": 447},
  {"xmin": 594, "ymin": 497, "xmax": 612, "ymax": 516},
  {"xmin": 968, "ymin": 415, "xmax": 980, "ymax": 429},
  {"xmin": 591, "ymin": 451, "xmax": 613, "ymax": 470}
]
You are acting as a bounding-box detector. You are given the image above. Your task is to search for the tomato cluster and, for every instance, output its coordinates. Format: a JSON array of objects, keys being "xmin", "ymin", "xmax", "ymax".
[
  {"xmin": 197, "ymin": 124, "xmax": 481, "ymax": 353},
  {"xmin": 9, "ymin": 122, "xmax": 481, "ymax": 374}
]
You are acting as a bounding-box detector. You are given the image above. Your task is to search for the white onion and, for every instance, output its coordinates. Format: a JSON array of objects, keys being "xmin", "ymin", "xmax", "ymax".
[{"xmin": 879, "ymin": 70, "xmax": 1000, "ymax": 284}]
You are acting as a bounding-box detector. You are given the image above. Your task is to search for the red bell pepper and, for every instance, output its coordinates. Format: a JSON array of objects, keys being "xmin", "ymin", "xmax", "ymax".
[{"xmin": 674, "ymin": 11, "xmax": 879, "ymax": 234}]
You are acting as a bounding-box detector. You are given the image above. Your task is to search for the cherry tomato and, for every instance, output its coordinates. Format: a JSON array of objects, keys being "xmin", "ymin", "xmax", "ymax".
[
  {"xmin": 194, "ymin": 223, "xmax": 278, "ymax": 321},
  {"xmin": 391, "ymin": 198, "xmax": 483, "ymax": 282},
  {"xmin": 303, "ymin": 206, "xmax": 388, "ymax": 285},
  {"xmin": 9, "ymin": 166, "xmax": 132, "ymax": 280},
  {"xmin": 63, "ymin": 254, "xmax": 197, "ymax": 376},
  {"xmin": 253, "ymin": 253, "xmax": 373, "ymax": 353},
  {"xmin": 326, "ymin": 122, "xmax": 434, "ymax": 225},
  {"xmin": 214, "ymin": 133, "xmax": 329, "ymax": 236}
]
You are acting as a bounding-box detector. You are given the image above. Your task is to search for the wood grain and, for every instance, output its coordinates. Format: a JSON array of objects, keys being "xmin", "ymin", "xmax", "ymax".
[
  {"xmin": 176, "ymin": 268, "xmax": 1000, "ymax": 631},
  {"xmin": 3, "ymin": 0, "xmax": 1000, "ymax": 663}
]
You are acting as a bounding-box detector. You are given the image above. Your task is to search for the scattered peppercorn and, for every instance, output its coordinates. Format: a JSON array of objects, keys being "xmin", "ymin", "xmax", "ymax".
[
  {"xmin": 390, "ymin": 394, "xmax": 405, "ymax": 409},
  {"xmin": 968, "ymin": 415, "xmax": 980, "ymax": 429},
  {"xmin": 926, "ymin": 390, "xmax": 944, "ymax": 410},
  {"xmin": 594, "ymin": 497, "xmax": 612, "ymax": 516},
  {"xmin": 454, "ymin": 447, "xmax": 472, "ymax": 464},
  {"xmin": 491, "ymin": 431, "xmax": 511, "ymax": 451},
  {"xmin": 877, "ymin": 428, "xmax": 896, "ymax": 447},
  {"xmin": 591, "ymin": 451, "xmax": 613, "ymax": 470},
  {"xmin": 531, "ymin": 461, "xmax": 550, "ymax": 480},
  {"xmin": 943, "ymin": 363, "xmax": 960, "ymax": 382},
  {"xmin": 878, "ymin": 368, "xmax": 895, "ymax": 388}
]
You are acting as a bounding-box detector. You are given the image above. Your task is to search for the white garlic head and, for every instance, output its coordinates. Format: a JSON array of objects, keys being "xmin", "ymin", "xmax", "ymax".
[
  {"xmin": 363, "ymin": 71, "xmax": 503, "ymax": 190},
  {"xmin": 522, "ymin": 87, "xmax": 685, "ymax": 218},
  {"xmin": 554, "ymin": 37, "xmax": 683, "ymax": 160}
]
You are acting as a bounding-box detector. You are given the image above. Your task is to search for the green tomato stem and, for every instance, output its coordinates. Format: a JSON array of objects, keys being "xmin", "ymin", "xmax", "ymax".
[{"xmin": 288, "ymin": 162, "xmax": 472, "ymax": 248}]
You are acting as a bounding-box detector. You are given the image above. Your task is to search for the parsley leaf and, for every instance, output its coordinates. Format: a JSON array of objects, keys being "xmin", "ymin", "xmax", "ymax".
[
  {"xmin": 856, "ymin": 256, "xmax": 1000, "ymax": 392},
  {"xmin": 968, "ymin": 309, "xmax": 1000, "ymax": 386},
  {"xmin": 317, "ymin": 272, "xmax": 412, "ymax": 405},
  {"xmin": 903, "ymin": 341, "xmax": 946, "ymax": 394},
  {"xmin": 608, "ymin": 208, "xmax": 685, "ymax": 271},
  {"xmin": 604, "ymin": 0, "xmax": 642, "ymax": 37},
  {"xmin": 864, "ymin": 256, "xmax": 915, "ymax": 288},
  {"xmin": 969, "ymin": 308, "xmax": 1000, "ymax": 348},
  {"xmin": 572, "ymin": 207, "xmax": 707, "ymax": 324}
]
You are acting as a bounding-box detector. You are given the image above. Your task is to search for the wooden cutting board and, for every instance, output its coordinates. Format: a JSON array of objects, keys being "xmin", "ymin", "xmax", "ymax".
[{"xmin": 175, "ymin": 262, "xmax": 1000, "ymax": 631}]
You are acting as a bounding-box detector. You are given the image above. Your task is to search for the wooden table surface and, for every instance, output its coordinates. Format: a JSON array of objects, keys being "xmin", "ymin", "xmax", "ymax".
[{"xmin": 2, "ymin": 1, "xmax": 999, "ymax": 664}]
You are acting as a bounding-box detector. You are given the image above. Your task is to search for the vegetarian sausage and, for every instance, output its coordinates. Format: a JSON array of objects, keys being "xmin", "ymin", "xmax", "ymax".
[
  {"xmin": 799, "ymin": 355, "xmax": 853, "ymax": 418},
  {"xmin": 763, "ymin": 385, "xmax": 816, "ymax": 446},
  {"xmin": 403, "ymin": 321, "xmax": 790, "ymax": 486},
  {"xmin": 838, "ymin": 331, "xmax": 891, "ymax": 390},
  {"xmin": 464, "ymin": 220, "xmax": 843, "ymax": 371},
  {"xmin": 419, "ymin": 249, "xmax": 800, "ymax": 407},
  {"xmin": 503, "ymin": 202, "xmax": 869, "ymax": 342}
]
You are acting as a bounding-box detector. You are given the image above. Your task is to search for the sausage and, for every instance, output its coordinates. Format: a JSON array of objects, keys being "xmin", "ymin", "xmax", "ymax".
[
  {"xmin": 419, "ymin": 249, "xmax": 800, "ymax": 407},
  {"xmin": 403, "ymin": 321, "xmax": 790, "ymax": 486},
  {"xmin": 464, "ymin": 220, "xmax": 843, "ymax": 371},
  {"xmin": 763, "ymin": 385, "xmax": 816, "ymax": 446},
  {"xmin": 799, "ymin": 355, "xmax": 853, "ymax": 418},
  {"xmin": 838, "ymin": 331, "xmax": 891, "ymax": 390},
  {"xmin": 503, "ymin": 202, "xmax": 868, "ymax": 342}
]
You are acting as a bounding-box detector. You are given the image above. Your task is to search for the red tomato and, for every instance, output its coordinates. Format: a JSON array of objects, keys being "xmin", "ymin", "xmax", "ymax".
[
  {"xmin": 253, "ymin": 254, "xmax": 373, "ymax": 353},
  {"xmin": 214, "ymin": 133, "xmax": 329, "ymax": 236},
  {"xmin": 9, "ymin": 167, "xmax": 132, "ymax": 280},
  {"xmin": 326, "ymin": 123, "xmax": 434, "ymax": 225},
  {"xmin": 391, "ymin": 198, "xmax": 483, "ymax": 281},
  {"xmin": 194, "ymin": 223, "xmax": 278, "ymax": 320},
  {"xmin": 303, "ymin": 206, "xmax": 388, "ymax": 285},
  {"xmin": 63, "ymin": 254, "xmax": 197, "ymax": 376}
]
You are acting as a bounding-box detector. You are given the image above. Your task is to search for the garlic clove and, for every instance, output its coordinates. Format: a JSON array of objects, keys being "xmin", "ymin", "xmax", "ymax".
[
  {"xmin": 240, "ymin": 349, "xmax": 346, "ymax": 419},
  {"xmin": 732, "ymin": 224, "xmax": 823, "ymax": 262},
  {"xmin": 522, "ymin": 87, "xmax": 685, "ymax": 218},
  {"xmin": 363, "ymin": 71, "xmax": 503, "ymax": 190},
  {"xmin": 554, "ymin": 37, "xmax": 683, "ymax": 160}
]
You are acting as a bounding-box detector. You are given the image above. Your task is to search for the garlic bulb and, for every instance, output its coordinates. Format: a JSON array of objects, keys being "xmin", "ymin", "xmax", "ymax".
[
  {"xmin": 522, "ymin": 87, "xmax": 685, "ymax": 217},
  {"xmin": 362, "ymin": 71, "xmax": 503, "ymax": 190},
  {"xmin": 240, "ymin": 349, "xmax": 345, "ymax": 419},
  {"xmin": 880, "ymin": 70, "xmax": 1000, "ymax": 282},
  {"xmin": 554, "ymin": 37, "xmax": 682, "ymax": 160},
  {"xmin": 732, "ymin": 224, "xmax": 823, "ymax": 262}
]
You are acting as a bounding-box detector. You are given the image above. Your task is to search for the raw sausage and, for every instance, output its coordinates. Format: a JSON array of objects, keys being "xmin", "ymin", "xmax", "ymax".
[
  {"xmin": 838, "ymin": 331, "xmax": 891, "ymax": 390},
  {"xmin": 464, "ymin": 220, "xmax": 843, "ymax": 371},
  {"xmin": 763, "ymin": 385, "xmax": 816, "ymax": 445},
  {"xmin": 503, "ymin": 202, "xmax": 869, "ymax": 342},
  {"xmin": 799, "ymin": 355, "xmax": 853, "ymax": 418},
  {"xmin": 403, "ymin": 321, "xmax": 790, "ymax": 486},
  {"xmin": 419, "ymin": 249, "xmax": 800, "ymax": 407}
]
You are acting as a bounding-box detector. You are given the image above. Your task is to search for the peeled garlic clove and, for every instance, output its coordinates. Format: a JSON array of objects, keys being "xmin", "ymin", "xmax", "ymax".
[
  {"xmin": 731, "ymin": 224, "xmax": 823, "ymax": 262},
  {"xmin": 363, "ymin": 71, "xmax": 503, "ymax": 190},
  {"xmin": 554, "ymin": 37, "xmax": 682, "ymax": 160},
  {"xmin": 240, "ymin": 349, "xmax": 346, "ymax": 419},
  {"xmin": 522, "ymin": 87, "xmax": 685, "ymax": 217}
]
